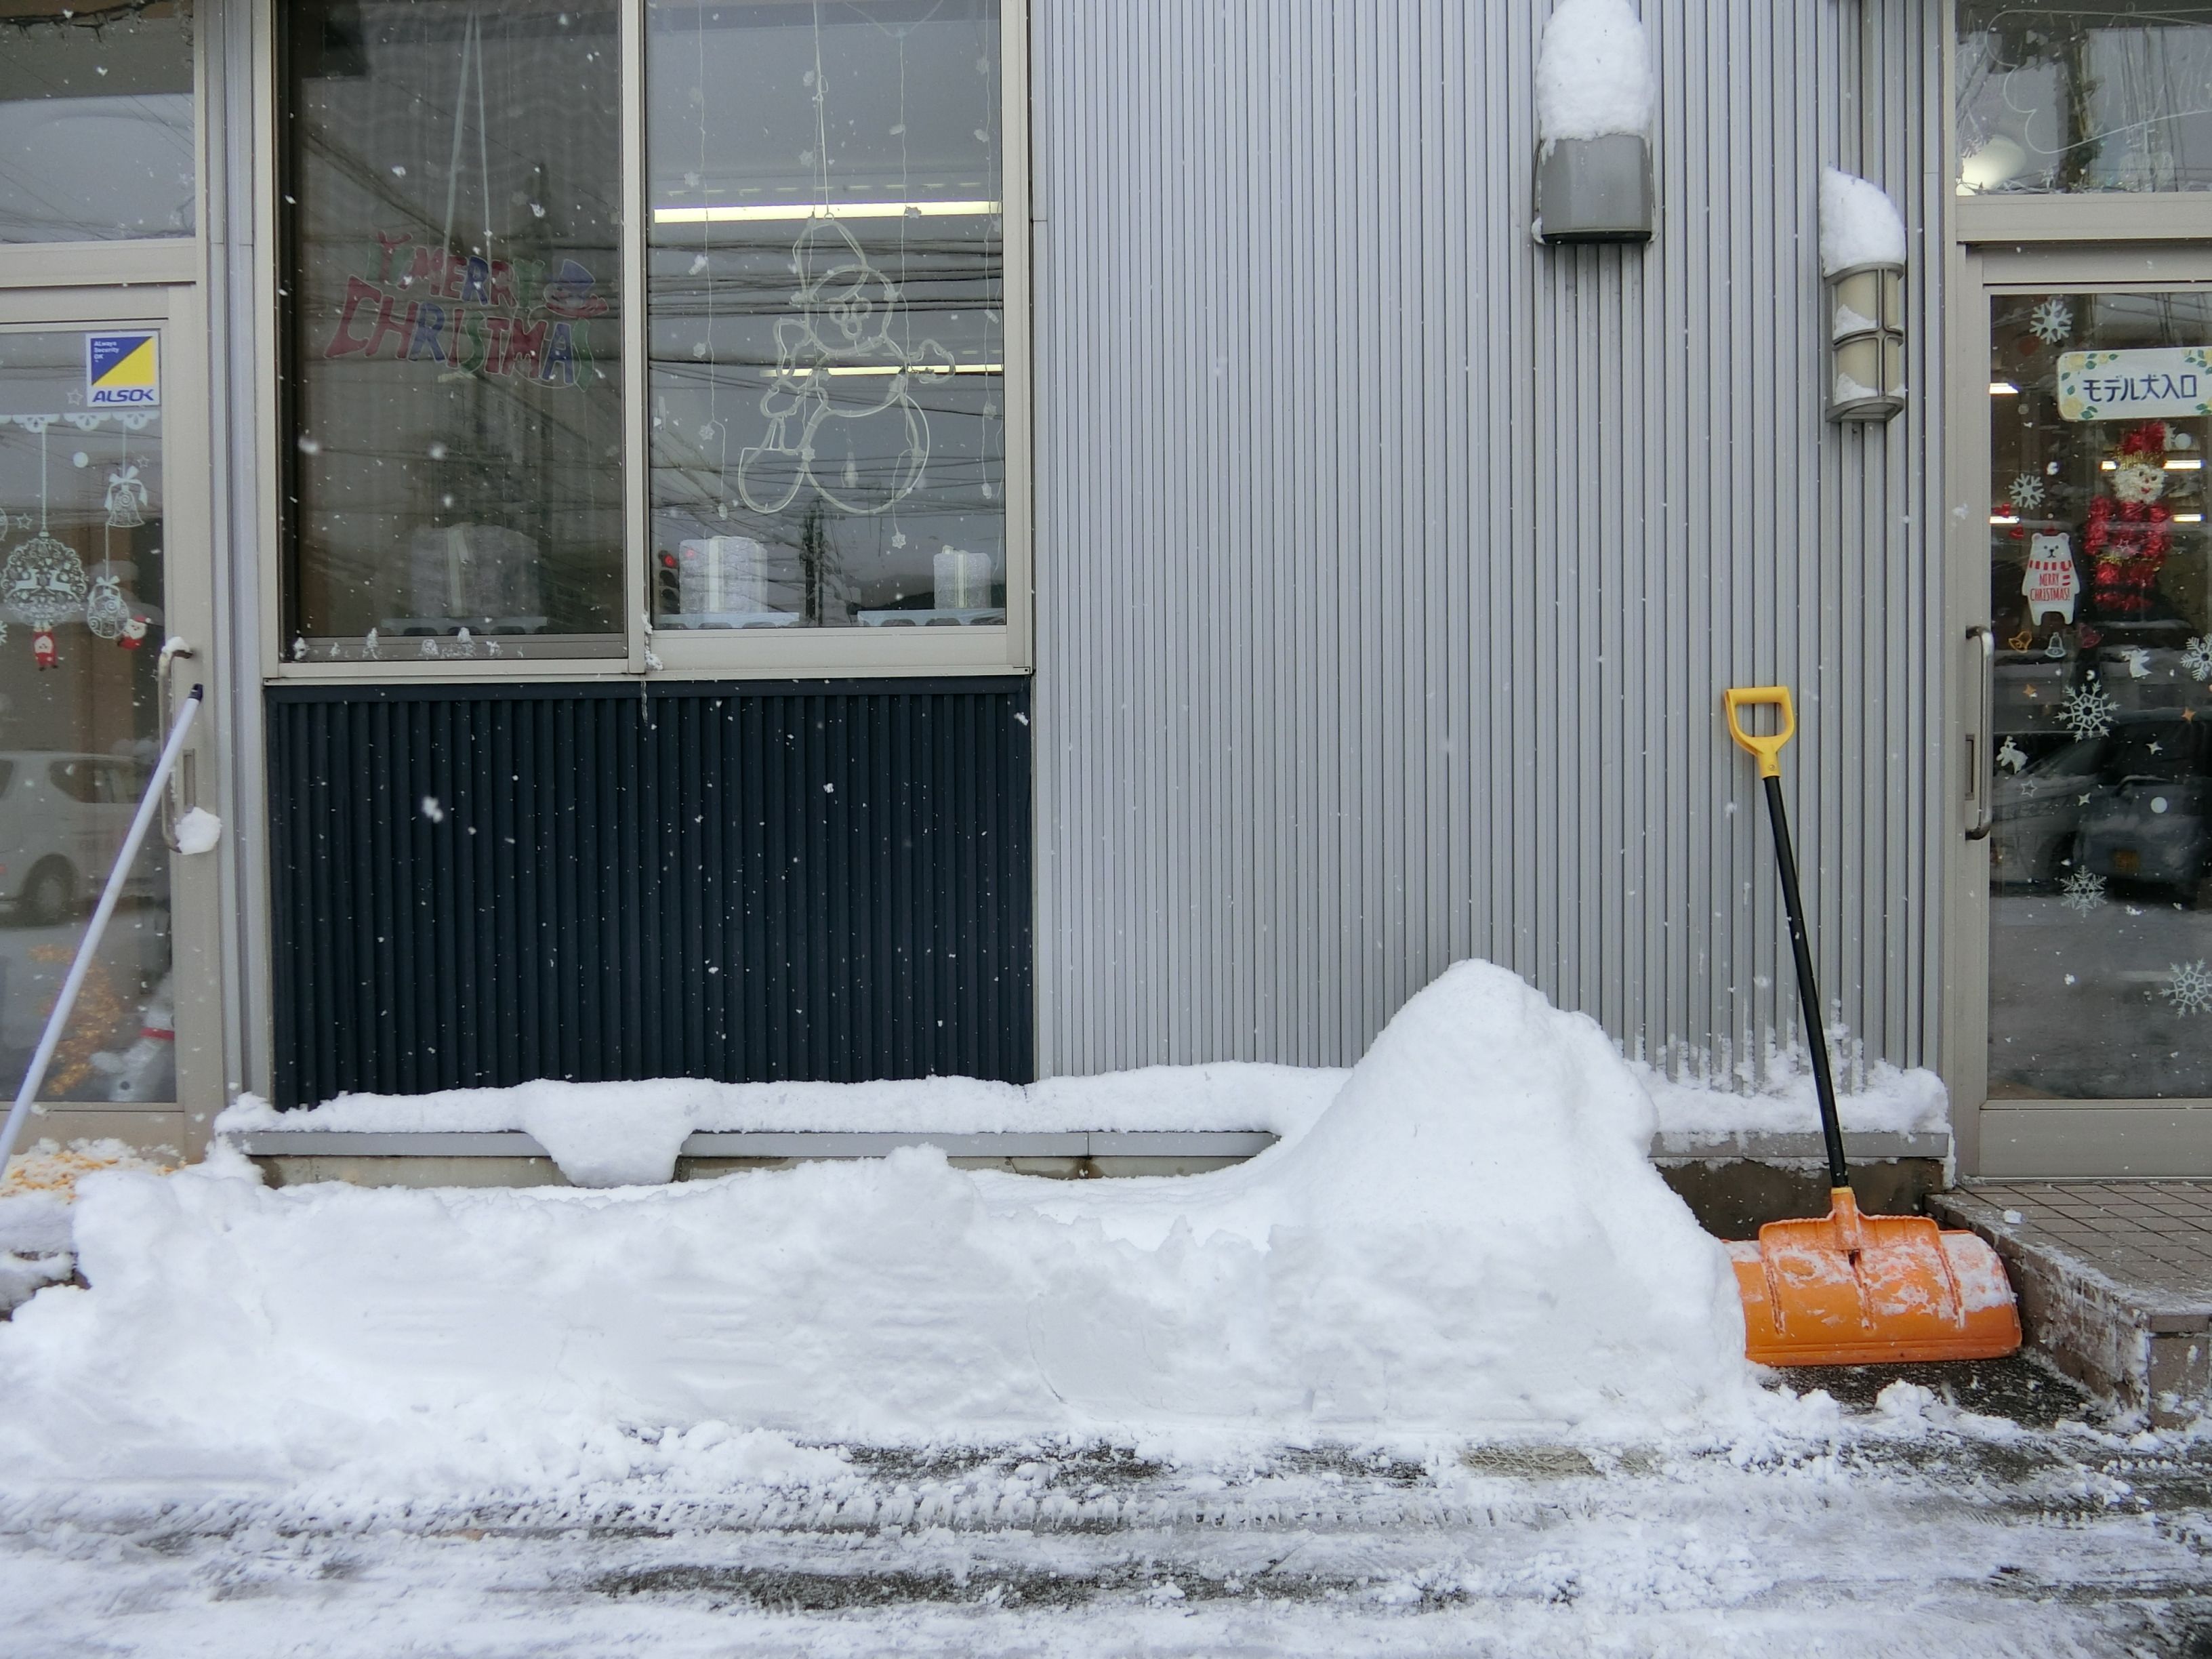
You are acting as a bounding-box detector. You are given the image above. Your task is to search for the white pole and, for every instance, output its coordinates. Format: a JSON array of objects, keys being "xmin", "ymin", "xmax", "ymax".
[{"xmin": 0, "ymin": 685, "xmax": 203, "ymax": 1181}]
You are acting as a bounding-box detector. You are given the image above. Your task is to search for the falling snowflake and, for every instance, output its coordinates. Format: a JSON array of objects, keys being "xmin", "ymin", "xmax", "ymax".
[
  {"xmin": 2058, "ymin": 680, "xmax": 2118, "ymax": 740},
  {"xmin": 2009, "ymin": 474, "xmax": 2047, "ymax": 513},
  {"xmin": 2185, "ymin": 636, "xmax": 2212, "ymax": 682},
  {"xmin": 2163, "ymin": 960, "xmax": 2212, "ymax": 1016},
  {"xmin": 2059, "ymin": 869, "xmax": 2105, "ymax": 914},
  {"xmin": 2029, "ymin": 297, "xmax": 2073, "ymax": 344}
]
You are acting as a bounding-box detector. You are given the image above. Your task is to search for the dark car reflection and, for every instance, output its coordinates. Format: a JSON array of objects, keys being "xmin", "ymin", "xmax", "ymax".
[{"xmin": 1994, "ymin": 715, "xmax": 2212, "ymax": 903}]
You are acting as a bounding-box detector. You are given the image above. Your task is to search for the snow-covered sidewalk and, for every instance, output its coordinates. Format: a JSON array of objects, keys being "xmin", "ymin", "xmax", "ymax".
[
  {"xmin": 3, "ymin": 960, "xmax": 2184, "ymax": 1655},
  {"xmin": 1, "ymin": 1367, "xmax": 2205, "ymax": 1658}
]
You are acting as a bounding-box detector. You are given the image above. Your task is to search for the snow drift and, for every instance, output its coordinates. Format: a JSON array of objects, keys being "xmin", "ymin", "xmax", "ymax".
[{"xmin": 0, "ymin": 963, "xmax": 1752, "ymax": 1488}]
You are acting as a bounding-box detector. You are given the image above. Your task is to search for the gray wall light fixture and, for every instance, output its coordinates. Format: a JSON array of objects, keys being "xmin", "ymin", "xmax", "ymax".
[
  {"xmin": 1820, "ymin": 168, "xmax": 1908, "ymax": 423},
  {"xmin": 1533, "ymin": 0, "xmax": 1656, "ymax": 245}
]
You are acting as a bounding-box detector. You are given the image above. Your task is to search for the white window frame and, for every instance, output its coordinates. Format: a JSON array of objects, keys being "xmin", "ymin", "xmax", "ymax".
[{"xmin": 255, "ymin": 0, "xmax": 1031, "ymax": 685}]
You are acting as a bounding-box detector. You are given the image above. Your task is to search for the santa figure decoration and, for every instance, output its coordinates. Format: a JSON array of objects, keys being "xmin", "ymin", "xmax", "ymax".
[{"xmin": 2085, "ymin": 419, "xmax": 2173, "ymax": 622}]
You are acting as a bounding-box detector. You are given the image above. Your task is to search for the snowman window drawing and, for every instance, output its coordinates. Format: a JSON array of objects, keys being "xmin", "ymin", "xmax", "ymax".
[{"xmin": 736, "ymin": 217, "xmax": 954, "ymax": 520}]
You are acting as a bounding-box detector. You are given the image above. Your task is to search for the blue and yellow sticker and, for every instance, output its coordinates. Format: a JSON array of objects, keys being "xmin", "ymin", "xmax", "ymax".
[{"xmin": 85, "ymin": 333, "xmax": 159, "ymax": 408}]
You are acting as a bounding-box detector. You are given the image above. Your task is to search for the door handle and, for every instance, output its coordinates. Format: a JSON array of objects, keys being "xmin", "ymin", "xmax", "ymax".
[
  {"xmin": 157, "ymin": 638, "xmax": 197, "ymax": 852},
  {"xmin": 1965, "ymin": 624, "xmax": 1994, "ymax": 842}
]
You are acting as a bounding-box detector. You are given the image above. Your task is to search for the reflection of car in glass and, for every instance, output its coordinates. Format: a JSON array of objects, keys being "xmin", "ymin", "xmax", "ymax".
[
  {"xmin": 1990, "ymin": 736, "xmax": 2105, "ymax": 889},
  {"xmin": 0, "ymin": 753, "xmax": 153, "ymax": 926},
  {"xmin": 2075, "ymin": 718, "xmax": 2212, "ymax": 901}
]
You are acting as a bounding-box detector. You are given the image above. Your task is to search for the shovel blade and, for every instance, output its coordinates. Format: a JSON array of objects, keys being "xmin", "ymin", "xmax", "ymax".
[{"xmin": 1726, "ymin": 1194, "xmax": 2022, "ymax": 1367}]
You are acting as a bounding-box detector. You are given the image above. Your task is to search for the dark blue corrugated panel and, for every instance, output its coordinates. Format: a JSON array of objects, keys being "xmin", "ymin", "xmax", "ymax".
[{"xmin": 267, "ymin": 680, "xmax": 1033, "ymax": 1107}]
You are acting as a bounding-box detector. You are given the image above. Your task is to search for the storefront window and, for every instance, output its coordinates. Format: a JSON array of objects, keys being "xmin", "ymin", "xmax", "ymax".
[
  {"xmin": 1958, "ymin": 1, "xmax": 2212, "ymax": 194},
  {"xmin": 283, "ymin": 0, "xmax": 625, "ymax": 659},
  {"xmin": 0, "ymin": 1, "xmax": 195, "ymax": 242},
  {"xmin": 644, "ymin": 0, "xmax": 1006, "ymax": 632},
  {"xmin": 0, "ymin": 330, "xmax": 173, "ymax": 1102},
  {"xmin": 1986, "ymin": 291, "xmax": 2212, "ymax": 1098}
]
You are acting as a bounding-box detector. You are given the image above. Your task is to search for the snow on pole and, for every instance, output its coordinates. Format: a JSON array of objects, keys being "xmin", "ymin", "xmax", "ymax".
[
  {"xmin": 0, "ymin": 685, "xmax": 203, "ymax": 1181},
  {"xmin": 1534, "ymin": 0, "xmax": 1655, "ymax": 148}
]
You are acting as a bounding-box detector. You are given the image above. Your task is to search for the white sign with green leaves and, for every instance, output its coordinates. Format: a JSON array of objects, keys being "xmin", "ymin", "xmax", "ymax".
[{"xmin": 2056, "ymin": 346, "xmax": 2212, "ymax": 422}]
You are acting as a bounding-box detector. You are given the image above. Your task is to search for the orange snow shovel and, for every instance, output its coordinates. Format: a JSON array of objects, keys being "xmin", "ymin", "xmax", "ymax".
[{"xmin": 1721, "ymin": 687, "xmax": 2020, "ymax": 1366}]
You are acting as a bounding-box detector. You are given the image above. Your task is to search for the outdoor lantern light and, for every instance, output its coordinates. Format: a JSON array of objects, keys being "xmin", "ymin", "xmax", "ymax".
[
  {"xmin": 1532, "ymin": 0, "xmax": 1656, "ymax": 245},
  {"xmin": 1819, "ymin": 168, "xmax": 1910, "ymax": 424},
  {"xmin": 1827, "ymin": 260, "xmax": 1906, "ymax": 422},
  {"xmin": 1536, "ymin": 135, "xmax": 1655, "ymax": 244}
]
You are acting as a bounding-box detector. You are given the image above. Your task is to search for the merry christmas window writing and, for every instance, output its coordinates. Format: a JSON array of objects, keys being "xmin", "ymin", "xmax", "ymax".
[
  {"xmin": 1957, "ymin": 1, "xmax": 2212, "ymax": 194},
  {"xmin": 283, "ymin": 0, "xmax": 626, "ymax": 659},
  {"xmin": 1985, "ymin": 291, "xmax": 2212, "ymax": 1100},
  {"xmin": 644, "ymin": 0, "xmax": 1006, "ymax": 632}
]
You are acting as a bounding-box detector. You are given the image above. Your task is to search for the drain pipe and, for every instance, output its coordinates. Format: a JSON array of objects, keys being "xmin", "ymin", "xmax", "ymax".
[{"xmin": 0, "ymin": 682, "xmax": 204, "ymax": 1181}]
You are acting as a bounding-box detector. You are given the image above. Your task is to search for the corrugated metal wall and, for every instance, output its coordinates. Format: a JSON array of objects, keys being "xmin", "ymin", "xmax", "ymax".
[
  {"xmin": 268, "ymin": 681, "xmax": 1033, "ymax": 1106},
  {"xmin": 1031, "ymin": 0, "xmax": 1944, "ymax": 1082}
]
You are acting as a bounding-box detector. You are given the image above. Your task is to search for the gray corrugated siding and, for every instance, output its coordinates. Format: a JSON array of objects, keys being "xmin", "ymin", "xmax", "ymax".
[{"xmin": 1033, "ymin": 0, "xmax": 1942, "ymax": 1082}]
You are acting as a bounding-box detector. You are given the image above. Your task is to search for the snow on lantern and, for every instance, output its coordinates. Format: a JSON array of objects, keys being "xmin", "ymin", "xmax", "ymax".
[{"xmin": 1821, "ymin": 167, "xmax": 1908, "ymax": 423}]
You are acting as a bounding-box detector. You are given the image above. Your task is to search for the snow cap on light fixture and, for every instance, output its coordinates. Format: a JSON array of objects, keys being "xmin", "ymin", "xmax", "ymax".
[
  {"xmin": 1820, "ymin": 167, "xmax": 1908, "ymax": 423},
  {"xmin": 1533, "ymin": 0, "xmax": 1655, "ymax": 244}
]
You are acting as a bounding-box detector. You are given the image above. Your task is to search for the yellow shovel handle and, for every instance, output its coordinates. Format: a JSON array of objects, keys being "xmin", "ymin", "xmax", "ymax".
[{"xmin": 1723, "ymin": 686, "xmax": 1796, "ymax": 779}]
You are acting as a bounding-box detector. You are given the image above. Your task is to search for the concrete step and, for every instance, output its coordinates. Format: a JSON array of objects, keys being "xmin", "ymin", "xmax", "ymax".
[{"xmin": 1929, "ymin": 1182, "xmax": 2212, "ymax": 1427}]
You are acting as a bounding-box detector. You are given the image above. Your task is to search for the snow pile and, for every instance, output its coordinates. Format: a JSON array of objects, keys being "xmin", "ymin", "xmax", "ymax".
[
  {"xmin": 1535, "ymin": 0, "xmax": 1654, "ymax": 144},
  {"xmin": 220, "ymin": 1065, "xmax": 1348, "ymax": 1187},
  {"xmin": 1632, "ymin": 1054, "xmax": 1948, "ymax": 1150},
  {"xmin": 1820, "ymin": 166, "xmax": 1907, "ymax": 274},
  {"xmin": 0, "ymin": 963, "xmax": 1751, "ymax": 1487},
  {"xmin": 0, "ymin": 1138, "xmax": 173, "ymax": 1314}
]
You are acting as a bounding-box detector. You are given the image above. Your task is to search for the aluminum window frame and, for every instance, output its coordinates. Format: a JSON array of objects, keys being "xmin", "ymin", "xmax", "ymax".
[
  {"xmin": 258, "ymin": 0, "xmax": 1032, "ymax": 687},
  {"xmin": 0, "ymin": 0, "xmax": 207, "ymax": 291},
  {"xmin": 1943, "ymin": 5, "xmax": 2212, "ymax": 1178}
]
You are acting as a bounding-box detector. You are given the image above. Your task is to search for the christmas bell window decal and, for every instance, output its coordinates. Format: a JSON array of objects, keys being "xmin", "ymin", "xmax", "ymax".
[
  {"xmin": 104, "ymin": 463, "xmax": 146, "ymax": 529},
  {"xmin": 0, "ymin": 410, "xmax": 155, "ymax": 668},
  {"xmin": 1, "ymin": 416, "xmax": 89, "ymax": 669}
]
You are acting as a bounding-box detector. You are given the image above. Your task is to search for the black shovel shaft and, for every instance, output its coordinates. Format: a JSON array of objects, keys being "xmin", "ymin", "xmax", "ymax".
[{"xmin": 1760, "ymin": 773, "xmax": 1851, "ymax": 1191}]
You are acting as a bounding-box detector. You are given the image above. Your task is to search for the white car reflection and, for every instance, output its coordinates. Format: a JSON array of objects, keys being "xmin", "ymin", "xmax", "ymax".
[{"xmin": 0, "ymin": 752, "xmax": 157, "ymax": 926}]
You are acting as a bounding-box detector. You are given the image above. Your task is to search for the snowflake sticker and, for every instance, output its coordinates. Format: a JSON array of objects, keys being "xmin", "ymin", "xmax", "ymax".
[
  {"xmin": 2009, "ymin": 474, "xmax": 2047, "ymax": 513},
  {"xmin": 2186, "ymin": 636, "xmax": 2212, "ymax": 682},
  {"xmin": 2029, "ymin": 297, "xmax": 2073, "ymax": 344},
  {"xmin": 2163, "ymin": 960, "xmax": 2212, "ymax": 1016},
  {"xmin": 2058, "ymin": 680, "xmax": 2118, "ymax": 740},
  {"xmin": 2059, "ymin": 869, "xmax": 2105, "ymax": 914}
]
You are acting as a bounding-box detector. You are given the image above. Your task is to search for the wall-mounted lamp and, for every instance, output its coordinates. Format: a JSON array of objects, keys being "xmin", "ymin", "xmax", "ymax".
[
  {"xmin": 1820, "ymin": 169, "xmax": 1908, "ymax": 424},
  {"xmin": 1533, "ymin": 0, "xmax": 1655, "ymax": 245}
]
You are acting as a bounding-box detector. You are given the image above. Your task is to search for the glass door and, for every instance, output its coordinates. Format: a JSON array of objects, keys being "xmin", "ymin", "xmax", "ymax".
[
  {"xmin": 1976, "ymin": 276, "xmax": 2212, "ymax": 1167},
  {"xmin": 0, "ymin": 289, "xmax": 214, "ymax": 1152}
]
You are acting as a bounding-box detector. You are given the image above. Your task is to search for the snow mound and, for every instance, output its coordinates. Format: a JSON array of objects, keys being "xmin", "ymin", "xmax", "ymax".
[
  {"xmin": 1, "ymin": 1139, "xmax": 173, "ymax": 1315},
  {"xmin": 1820, "ymin": 167, "xmax": 1907, "ymax": 274},
  {"xmin": 1, "ymin": 964, "xmax": 1751, "ymax": 1488},
  {"xmin": 218, "ymin": 1065, "xmax": 1348, "ymax": 1186},
  {"xmin": 1536, "ymin": 0, "xmax": 1654, "ymax": 144}
]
